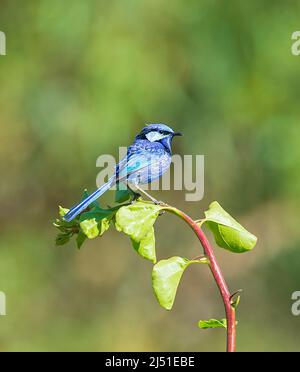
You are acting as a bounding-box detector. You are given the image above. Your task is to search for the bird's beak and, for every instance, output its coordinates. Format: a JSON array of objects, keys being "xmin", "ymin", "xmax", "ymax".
[{"xmin": 173, "ymin": 132, "xmax": 183, "ymax": 137}]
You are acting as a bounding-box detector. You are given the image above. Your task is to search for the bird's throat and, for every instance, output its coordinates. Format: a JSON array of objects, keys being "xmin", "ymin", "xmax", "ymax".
[{"xmin": 160, "ymin": 136, "xmax": 172, "ymax": 153}]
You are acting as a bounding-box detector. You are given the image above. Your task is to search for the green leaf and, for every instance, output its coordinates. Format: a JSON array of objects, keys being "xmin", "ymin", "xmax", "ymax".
[
  {"xmin": 55, "ymin": 207, "xmax": 79, "ymax": 230},
  {"xmin": 131, "ymin": 227, "xmax": 156, "ymax": 263},
  {"xmin": 79, "ymin": 206, "xmax": 115, "ymax": 222},
  {"xmin": 115, "ymin": 184, "xmax": 132, "ymax": 203},
  {"xmin": 204, "ymin": 201, "xmax": 257, "ymax": 253},
  {"xmin": 115, "ymin": 202, "xmax": 162, "ymax": 241},
  {"xmin": 76, "ymin": 230, "xmax": 87, "ymax": 249},
  {"xmin": 115, "ymin": 201, "xmax": 162, "ymax": 262},
  {"xmin": 55, "ymin": 232, "xmax": 71, "ymax": 246},
  {"xmin": 152, "ymin": 256, "xmax": 207, "ymax": 310},
  {"xmin": 99, "ymin": 218, "xmax": 111, "ymax": 236},
  {"xmin": 230, "ymin": 290, "xmax": 242, "ymax": 309},
  {"xmin": 80, "ymin": 218, "xmax": 99, "ymax": 239},
  {"xmin": 53, "ymin": 219, "xmax": 67, "ymax": 233},
  {"xmin": 59, "ymin": 206, "xmax": 69, "ymax": 217},
  {"xmin": 231, "ymin": 295, "xmax": 241, "ymax": 309},
  {"xmin": 54, "ymin": 195, "xmax": 113, "ymax": 250},
  {"xmin": 79, "ymin": 206, "xmax": 114, "ymax": 239},
  {"xmin": 198, "ymin": 319, "xmax": 227, "ymax": 329}
]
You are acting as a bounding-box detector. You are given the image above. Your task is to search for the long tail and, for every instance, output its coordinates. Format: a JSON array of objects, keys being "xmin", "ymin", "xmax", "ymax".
[{"xmin": 64, "ymin": 177, "xmax": 115, "ymax": 222}]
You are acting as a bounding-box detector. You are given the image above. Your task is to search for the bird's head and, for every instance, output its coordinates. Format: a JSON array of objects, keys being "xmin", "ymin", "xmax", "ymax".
[{"xmin": 136, "ymin": 123, "xmax": 182, "ymax": 152}]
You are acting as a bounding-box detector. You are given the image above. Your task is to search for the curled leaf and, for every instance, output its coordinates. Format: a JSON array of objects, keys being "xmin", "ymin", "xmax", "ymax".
[
  {"xmin": 231, "ymin": 295, "xmax": 241, "ymax": 309},
  {"xmin": 131, "ymin": 227, "xmax": 156, "ymax": 263},
  {"xmin": 80, "ymin": 218, "xmax": 99, "ymax": 239},
  {"xmin": 54, "ymin": 206, "xmax": 79, "ymax": 246},
  {"xmin": 198, "ymin": 319, "xmax": 227, "ymax": 329},
  {"xmin": 79, "ymin": 206, "xmax": 114, "ymax": 240},
  {"xmin": 99, "ymin": 218, "xmax": 111, "ymax": 236},
  {"xmin": 59, "ymin": 206, "xmax": 69, "ymax": 217},
  {"xmin": 204, "ymin": 201, "xmax": 257, "ymax": 253},
  {"xmin": 152, "ymin": 256, "xmax": 208, "ymax": 310},
  {"xmin": 76, "ymin": 230, "xmax": 87, "ymax": 249},
  {"xmin": 55, "ymin": 232, "xmax": 71, "ymax": 246},
  {"xmin": 230, "ymin": 289, "xmax": 243, "ymax": 309}
]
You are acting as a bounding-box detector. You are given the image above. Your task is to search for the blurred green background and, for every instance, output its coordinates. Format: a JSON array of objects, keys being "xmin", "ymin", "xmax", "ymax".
[{"xmin": 1, "ymin": 0, "xmax": 300, "ymax": 351}]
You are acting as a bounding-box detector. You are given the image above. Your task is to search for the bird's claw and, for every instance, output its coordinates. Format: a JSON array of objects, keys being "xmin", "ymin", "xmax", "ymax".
[
  {"xmin": 132, "ymin": 192, "xmax": 141, "ymax": 200},
  {"xmin": 130, "ymin": 192, "xmax": 141, "ymax": 204}
]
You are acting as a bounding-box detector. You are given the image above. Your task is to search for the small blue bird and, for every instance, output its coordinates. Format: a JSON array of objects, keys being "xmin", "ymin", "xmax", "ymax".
[{"xmin": 64, "ymin": 123, "xmax": 182, "ymax": 222}]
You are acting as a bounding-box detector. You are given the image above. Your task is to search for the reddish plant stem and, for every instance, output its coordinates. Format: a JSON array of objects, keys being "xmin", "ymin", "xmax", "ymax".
[{"xmin": 165, "ymin": 206, "xmax": 236, "ymax": 352}]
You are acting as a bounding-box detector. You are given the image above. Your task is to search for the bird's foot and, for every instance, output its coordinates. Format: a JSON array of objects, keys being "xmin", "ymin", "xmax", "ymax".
[
  {"xmin": 132, "ymin": 192, "xmax": 141, "ymax": 200},
  {"xmin": 130, "ymin": 192, "xmax": 141, "ymax": 204},
  {"xmin": 155, "ymin": 200, "xmax": 168, "ymax": 215}
]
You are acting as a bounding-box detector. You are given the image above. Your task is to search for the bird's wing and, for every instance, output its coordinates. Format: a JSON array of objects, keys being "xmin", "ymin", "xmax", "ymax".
[
  {"xmin": 116, "ymin": 151, "xmax": 151, "ymax": 182},
  {"xmin": 116, "ymin": 142, "xmax": 164, "ymax": 183}
]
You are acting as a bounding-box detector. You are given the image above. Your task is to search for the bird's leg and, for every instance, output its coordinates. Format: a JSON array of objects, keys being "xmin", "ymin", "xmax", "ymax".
[
  {"xmin": 134, "ymin": 184, "xmax": 166, "ymax": 207},
  {"xmin": 127, "ymin": 184, "xmax": 141, "ymax": 201},
  {"xmin": 134, "ymin": 184, "xmax": 159, "ymax": 203}
]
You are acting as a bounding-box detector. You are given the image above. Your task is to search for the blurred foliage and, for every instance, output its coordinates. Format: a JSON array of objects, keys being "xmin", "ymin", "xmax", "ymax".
[{"xmin": 1, "ymin": 0, "xmax": 300, "ymax": 351}]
